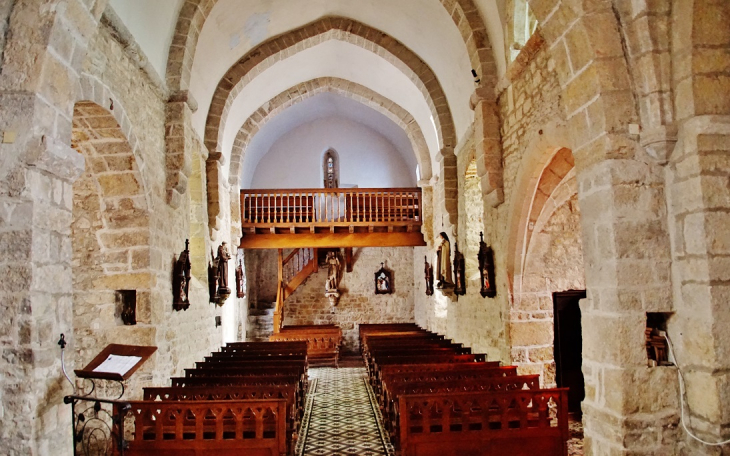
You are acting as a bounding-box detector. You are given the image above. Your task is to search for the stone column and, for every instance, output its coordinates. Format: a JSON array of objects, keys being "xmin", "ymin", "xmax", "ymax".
[
  {"xmin": 0, "ymin": 95, "xmax": 85, "ymax": 455},
  {"xmin": 0, "ymin": 1, "xmax": 104, "ymax": 453},
  {"xmin": 435, "ymin": 147, "xmax": 458, "ymax": 235},
  {"xmin": 471, "ymin": 86, "xmax": 504, "ymax": 207},
  {"xmin": 576, "ymin": 148, "xmax": 680, "ymax": 454},
  {"xmin": 666, "ymin": 116, "xmax": 730, "ymax": 452}
]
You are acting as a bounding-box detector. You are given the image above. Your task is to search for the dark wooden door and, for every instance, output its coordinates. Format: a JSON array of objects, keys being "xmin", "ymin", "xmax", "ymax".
[{"xmin": 553, "ymin": 290, "xmax": 586, "ymax": 415}]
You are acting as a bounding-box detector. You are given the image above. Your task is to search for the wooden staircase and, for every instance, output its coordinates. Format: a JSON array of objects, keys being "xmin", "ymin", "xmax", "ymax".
[{"xmin": 273, "ymin": 247, "xmax": 318, "ymax": 332}]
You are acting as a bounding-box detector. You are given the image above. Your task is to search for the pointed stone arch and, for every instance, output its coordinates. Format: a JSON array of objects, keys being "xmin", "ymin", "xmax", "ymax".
[
  {"xmin": 228, "ymin": 77, "xmax": 433, "ymax": 188},
  {"xmin": 165, "ymin": 0, "xmax": 498, "ymax": 98},
  {"xmin": 203, "ymin": 17, "xmax": 457, "ymax": 159}
]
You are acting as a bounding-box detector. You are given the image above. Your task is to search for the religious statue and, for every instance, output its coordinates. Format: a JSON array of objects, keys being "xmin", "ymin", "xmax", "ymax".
[
  {"xmin": 217, "ymin": 242, "xmax": 232, "ymax": 294},
  {"xmin": 325, "ymin": 251, "xmax": 342, "ymax": 292},
  {"xmin": 324, "ymin": 250, "xmax": 342, "ymax": 307},
  {"xmin": 173, "ymin": 239, "xmax": 192, "ymax": 311},
  {"xmin": 235, "ymin": 256, "xmax": 245, "ymax": 298},
  {"xmin": 436, "ymin": 232, "xmax": 453, "ymax": 289},
  {"xmin": 453, "ymin": 242, "xmax": 466, "ymax": 296},
  {"xmin": 208, "ymin": 242, "xmax": 232, "ymax": 306},
  {"xmin": 424, "ymin": 256, "xmax": 434, "ymax": 296},
  {"xmin": 478, "ymin": 232, "xmax": 496, "ymax": 298}
]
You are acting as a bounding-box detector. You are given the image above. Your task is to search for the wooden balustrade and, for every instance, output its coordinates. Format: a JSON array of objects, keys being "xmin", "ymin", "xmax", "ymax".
[
  {"xmin": 239, "ymin": 188, "xmax": 426, "ymax": 248},
  {"xmin": 241, "ymin": 188, "xmax": 422, "ymax": 227}
]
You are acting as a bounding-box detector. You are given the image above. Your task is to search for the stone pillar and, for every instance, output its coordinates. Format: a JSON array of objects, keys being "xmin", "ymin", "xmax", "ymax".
[
  {"xmin": 577, "ymin": 150, "xmax": 680, "ymax": 455},
  {"xmin": 0, "ymin": 96, "xmax": 85, "ymax": 455},
  {"xmin": 0, "ymin": 1, "xmax": 104, "ymax": 453},
  {"xmin": 471, "ymin": 86, "xmax": 504, "ymax": 207},
  {"xmin": 165, "ymin": 96, "xmax": 197, "ymax": 208},
  {"xmin": 436, "ymin": 147, "xmax": 458, "ymax": 234},
  {"xmin": 206, "ymin": 152, "xmax": 226, "ymax": 237},
  {"xmin": 666, "ymin": 116, "xmax": 730, "ymax": 453}
]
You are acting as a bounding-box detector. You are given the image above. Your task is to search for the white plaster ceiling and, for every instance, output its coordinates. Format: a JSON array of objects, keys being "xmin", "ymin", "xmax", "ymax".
[
  {"xmin": 106, "ymin": 0, "xmax": 510, "ymax": 185},
  {"xmin": 221, "ymin": 40, "xmax": 436, "ymax": 180},
  {"xmin": 190, "ymin": 0, "xmax": 478, "ymax": 144},
  {"xmin": 240, "ymin": 92, "xmax": 417, "ymax": 188}
]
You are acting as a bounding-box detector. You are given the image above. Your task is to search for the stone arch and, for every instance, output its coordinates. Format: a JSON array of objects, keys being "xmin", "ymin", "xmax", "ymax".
[
  {"xmin": 165, "ymin": 0, "xmax": 497, "ymax": 99},
  {"xmin": 76, "ymin": 74, "xmax": 150, "ymax": 202},
  {"xmin": 70, "ymin": 100, "xmax": 153, "ymax": 392},
  {"xmin": 204, "ymin": 17, "xmax": 457, "ymax": 160},
  {"xmin": 510, "ymin": 169, "xmax": 583, "ymax": 386},
  {"xmin": 505, "ymin": 120, "xmax": 573, "ymax": 284},
  {"xmin": 512, "ymin": 147, "xmax": 574, "ymax": 282},
  {"xmin": 229, "ymin": 77, "xmax": 433, "ymax": 187}
]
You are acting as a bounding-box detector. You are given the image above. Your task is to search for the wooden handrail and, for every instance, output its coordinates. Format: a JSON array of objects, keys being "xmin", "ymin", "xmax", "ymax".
[
  {"xmin": 241, "ymin": 187, "xmax": 422, "ymax": 226},
  {"xmin": 274, "ymin": 247, "xmax": 317, "ymax": 333}
]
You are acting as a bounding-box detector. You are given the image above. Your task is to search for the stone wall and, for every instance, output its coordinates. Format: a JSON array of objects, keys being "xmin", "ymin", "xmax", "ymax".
[
  {"xmin": 244, "ymin": 249, "xmax": 279, "ymax": 308},
  {"xmin": 283, "ymin": 247, "xmax": 415, "ymax": 354},
  {"xmin": 0, "ymin": 0, "xmax": 11, "ymax": 71},
  {"xmin": 70, "ymin": 22, "xmax": 235, "ymax": 395},
  {"xmin": 415, "ymin": 41, "xmax": 564, "ymax": 367}
]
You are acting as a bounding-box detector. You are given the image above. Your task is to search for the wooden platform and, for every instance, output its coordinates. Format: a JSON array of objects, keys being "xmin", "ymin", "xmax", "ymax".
[{"xmin": 239, "ymin": 188, "xmax": 426, "ymax": 249}]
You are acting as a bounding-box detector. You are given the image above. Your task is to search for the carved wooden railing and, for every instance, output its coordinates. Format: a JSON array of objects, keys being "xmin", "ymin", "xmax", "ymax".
[
  {"xmin": 273, "ymin": 248, "xmax": 317, "ymax": 333},
  {"xmin": 241, "ymin": 188, "xmax": 422, "ymax": 228}
]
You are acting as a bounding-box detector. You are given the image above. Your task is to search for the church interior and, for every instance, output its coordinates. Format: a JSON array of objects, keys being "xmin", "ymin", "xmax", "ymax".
[{"xmin": 0, "ymin": 0, "xmax": 729, "ymax": 455}]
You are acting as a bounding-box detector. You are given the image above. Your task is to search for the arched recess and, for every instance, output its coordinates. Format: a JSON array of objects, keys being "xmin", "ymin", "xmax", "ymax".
[
  {"xmin": 203, "ymin": 17, "xmax": 457, "ymax": 158},
  {"xmin": 228, "ymin": 77, "xmax": 433, "ymax": 187},
  {"xmin": 506, "ymin": 144, "xmax": 584, "ymax": 384},
  {"xmin": 165, "ymin": 0, "xmax": 497, "ymax": 100},
  {"xmin": 71, "ymin": 100, "xmax": 154, "ymax": 394}
]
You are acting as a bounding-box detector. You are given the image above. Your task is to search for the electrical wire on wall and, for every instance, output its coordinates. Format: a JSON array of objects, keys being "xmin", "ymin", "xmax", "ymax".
[{"xmin": 664, "ymin": 333, "xmax": 730, "ymax": 446}]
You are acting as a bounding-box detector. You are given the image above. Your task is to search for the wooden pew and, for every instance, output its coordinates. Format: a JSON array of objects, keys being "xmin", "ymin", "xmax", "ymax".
[
  {"xmin": 381, "ymin": 374, "xmax": 542, "ymax": 439},
  {"xmin": 116, "ymin": 399, "xmax": 288, "ymax": 456},
  {"xmin": 368, "ymin": 353, "xmax": 487, "ymax": 382},
  {"xmin": 397, "ymin": 389, "xmax": 569, "ymax": 456},
  {"xmin": 143, "ymin": 385, "xmax": 303, "ymax": 448},
  {"xmin": 270, "ymin": 325, "xmax": 342, "ymax": 367}
]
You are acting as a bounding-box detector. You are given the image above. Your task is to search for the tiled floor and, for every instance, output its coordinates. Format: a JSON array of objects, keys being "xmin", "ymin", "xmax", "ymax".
[
  {"xmin": 297, "ymin": 366, "xmax": 585, "ymax": 456},
  {"xmin": 297, "ymin": 368, "xmax": 394, "ymax": 456}
]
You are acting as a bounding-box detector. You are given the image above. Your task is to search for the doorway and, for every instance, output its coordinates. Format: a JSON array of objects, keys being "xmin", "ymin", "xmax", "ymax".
[{"xmin": 553, "ymin": 290, "xmax": 586, "ymax": 416}]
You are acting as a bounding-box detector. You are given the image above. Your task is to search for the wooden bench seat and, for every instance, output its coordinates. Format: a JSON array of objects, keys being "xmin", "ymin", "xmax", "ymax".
[
  {"xmin": 116, "ymin": 399, "xmax": 288, "ymax": 456},
  {"xmin": 143, "ymin": 385, "xmax": 303, "ymax": 444},
  {"xmin": 397, "ymin": 389, "xmax": 569, "ymax": 456},
  {"xmin": 380, "ymin": 374, "xmax": 542, "ymax": 439},
  {"xmin": 270, "ymin": 326, "xmax": 342, "ymax": 367},
  {"xmin": 368, "ymin": 353, "xmax": 487, "ymax": 381}
]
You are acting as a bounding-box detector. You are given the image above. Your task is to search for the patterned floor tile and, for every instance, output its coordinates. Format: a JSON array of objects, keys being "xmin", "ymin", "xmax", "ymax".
[{"xmin": 297, "ymin": 368, "xmax": 394, "ymax": 456}]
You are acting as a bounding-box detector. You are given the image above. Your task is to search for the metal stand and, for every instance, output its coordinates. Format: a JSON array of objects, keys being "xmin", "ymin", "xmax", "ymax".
[{"xmin": 60, "ymin": 334, "xmax": 131, "ymax": 456}]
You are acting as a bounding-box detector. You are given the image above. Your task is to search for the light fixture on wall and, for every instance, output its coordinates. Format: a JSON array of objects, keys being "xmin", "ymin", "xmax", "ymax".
[{"xmin": 471, "ymin": 69, "xmax": 481, "ymax": 84}]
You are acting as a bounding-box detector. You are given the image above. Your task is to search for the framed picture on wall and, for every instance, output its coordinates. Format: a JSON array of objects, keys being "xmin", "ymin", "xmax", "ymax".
[{"xmin": 374, "ymin": 263, "xmax": 393, "ymax": 294}]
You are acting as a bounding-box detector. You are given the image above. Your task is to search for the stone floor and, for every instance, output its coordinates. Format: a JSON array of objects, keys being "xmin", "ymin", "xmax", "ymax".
[{"xmin": 297, "ymin": 366, "xmax": 585, "ymax": 455}]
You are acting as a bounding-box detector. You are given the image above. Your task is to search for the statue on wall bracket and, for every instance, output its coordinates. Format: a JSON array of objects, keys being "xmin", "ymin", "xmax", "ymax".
[
  {"xmin": 173, "ymin": 239, "xmax": 192, "ymax": 311},
  {"xmin": 235, "ymin": 255, "xmax": 245, "ymax": 298},
  {"xmin": 324, "ymin": 250, "xmax": 342, "ymax": 309},
  {"xmin": 453, "ymin": 242, "xmax": 466, "ymax": 296},
  {"xmin": 375, "ymin": 262, "xmax": 393, "ymax": 294},
  {"xmin": 478, "ymin": 232, "xmax": 497, "ymax": 298},
  {"xmin": 424, "ymin": 256, "xmax": 434, "ymax": 296},
  {"xmin": 208, "ymin": 242, "xmax": 232, "ymax": 306},
  {"xmin": 435, "ymin": 232, "xmax": 454, "ymax": 289}
]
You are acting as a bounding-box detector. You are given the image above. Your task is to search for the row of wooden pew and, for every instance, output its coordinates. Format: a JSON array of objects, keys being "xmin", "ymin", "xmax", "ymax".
[
  {"xmin": 269, "ymin": 324, "xmax": 342, "ymax": 367},
  {"xmin": 360, "ymin": 323, "xmax": 570, "ymax": 456},
  {"xmin": 115, "ymin": 341, "xmax": 309, "ymax": 456}
]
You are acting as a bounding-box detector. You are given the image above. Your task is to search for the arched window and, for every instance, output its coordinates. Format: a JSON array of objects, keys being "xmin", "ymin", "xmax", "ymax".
[
  {"xmin": 322, "ymin": 149, "xmax": 340, "ymax": 188},
  {"xmin": 511, "ymin": 0, "xmax": 538, "ymax": 61}
]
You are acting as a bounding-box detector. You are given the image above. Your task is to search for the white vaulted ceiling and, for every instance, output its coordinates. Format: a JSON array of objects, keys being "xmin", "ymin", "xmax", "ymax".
[{"xmin": 106, "ymin": 0, "xmax": 509, "ymax": 187}]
